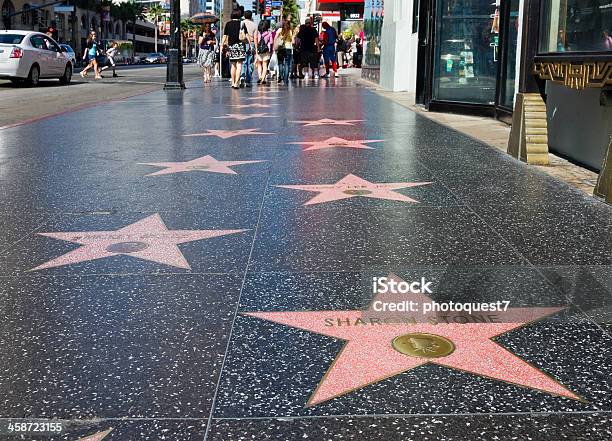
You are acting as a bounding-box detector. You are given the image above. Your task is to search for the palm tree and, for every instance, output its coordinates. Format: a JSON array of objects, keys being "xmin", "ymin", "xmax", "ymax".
[
  {"xmin": 116, "ymin": 1, "xmax": 144, "ymax": 57},
  {"xmin": 115, "ymin": 2, "xmax": 133, "ymax": 40},
  {"xmin": 147, "ymin": 4, "xmax": 165, "ymax": 53},
  {"xmin": 180, "ymin": 19, "xmax": 199, "ymax": 58},
  {"xmin": 180, "ymin": 19, "xmax": 190, "ymax": 57}
]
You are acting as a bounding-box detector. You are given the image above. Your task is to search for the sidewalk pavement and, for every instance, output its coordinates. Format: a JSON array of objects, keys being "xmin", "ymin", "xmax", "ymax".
[{"xmin": 350, "ymin": 70, "xmax": 600, "ymax": 196}]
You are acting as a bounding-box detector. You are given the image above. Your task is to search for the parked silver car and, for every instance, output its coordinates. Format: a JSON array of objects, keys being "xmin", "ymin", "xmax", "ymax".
[
  {"xmin": 59, "ymin": 44, "xmax": 76, "ymax": 67},
  {"xmin": 0, "ymin": 30, "xmax": 73, "ymax": 86}
]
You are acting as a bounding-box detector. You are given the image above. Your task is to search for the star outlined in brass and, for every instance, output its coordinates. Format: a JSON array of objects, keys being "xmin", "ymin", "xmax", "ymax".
[
  {"xmin": 139, "ymin": 155, "xmax": 266, "ymax": 176},
  {"xmin": 290, "ymin": 118, "xmax": 365, "ymax": 127},
  {"xmin": 244, "ymin": 274, "xmax": 582, "ymax": 407},
  {"xmin": 287, "ymin": 137, "xmax": 384, "ymax": 151},
  {"xmin": 212, "ymin": 113, "xmax": 275, "ymax": 121},
  {"xmin": 183, "ymin": 129, "xmax": 274, "ymax": 139},
  {"xmin": 275, "ymin": 173, "xmax": 432, "ymax": 205},
  {"xmin": 31, "ymin": 214, "xmax": 247, "ymax": 271}
]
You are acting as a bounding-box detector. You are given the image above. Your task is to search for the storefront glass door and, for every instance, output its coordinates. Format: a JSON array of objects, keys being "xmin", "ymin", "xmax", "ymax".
[
  {"xmin": 432, "ymin": 0, "xmax": 500, "ymax": 104},
  {"xmin": 498, "ymin": 0, "xmax": 520, "ymax": 109}
]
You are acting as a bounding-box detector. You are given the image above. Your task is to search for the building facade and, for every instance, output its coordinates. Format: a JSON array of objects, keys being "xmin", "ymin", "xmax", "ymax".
[
  {"xmin": 377, "ymin": 0, "xmax": 611, "ymax": 195},
  {"xmin": 1, "ymin": 0, "xmax": 168, "ymax": 57}
]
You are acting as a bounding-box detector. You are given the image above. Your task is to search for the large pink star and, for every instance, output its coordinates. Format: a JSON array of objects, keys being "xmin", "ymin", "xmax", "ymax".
[
  {"xmin": 287, "ymin": 137, "xmax": 383, "ymax": 151},
  {"xmin": 290, "ymin": 118, "xmax": 364, "ymax": 126},
  {"xmin": 31, "ymin": 214, "xmax": 246, "ymax": 271},
  {"xmin": 275, "ymin": 173, "xmax": 432, "ymax": 205},
  {"xmin": 183, "ymin": 128, "xmax": 273, "ymax": 139},
  {"xmin": 139, "ymin": 155, "xmax": 266, "ymax": 176},
  {"xmin": 244, "ymin": 275, "xmax": 581, "ymax": 407},
  {"xmin": 212, "ymin": 113, "xmax": 275, "ymax": 121}
]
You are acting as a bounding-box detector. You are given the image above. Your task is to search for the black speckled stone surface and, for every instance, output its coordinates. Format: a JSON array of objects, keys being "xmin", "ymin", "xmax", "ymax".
[{"xmin": 0, "ymin": 77, "xmax": 611, "ymax": 440}]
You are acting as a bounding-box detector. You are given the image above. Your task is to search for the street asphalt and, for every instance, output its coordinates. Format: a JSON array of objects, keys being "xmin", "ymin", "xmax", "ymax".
[{"xmin": 0, "ymin": 63, "xmax": 204, "ymax": 128}]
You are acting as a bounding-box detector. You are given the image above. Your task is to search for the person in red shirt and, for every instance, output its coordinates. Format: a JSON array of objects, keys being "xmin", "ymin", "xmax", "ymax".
[{"xmin": 320, "ymin": 22, "xmax": 338, "ymax": 78}]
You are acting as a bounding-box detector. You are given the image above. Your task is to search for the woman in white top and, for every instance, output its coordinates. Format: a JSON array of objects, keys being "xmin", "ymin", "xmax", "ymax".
[{"xmin": 273, "ymin": 20, "xmax": 295, "ymax": 85}]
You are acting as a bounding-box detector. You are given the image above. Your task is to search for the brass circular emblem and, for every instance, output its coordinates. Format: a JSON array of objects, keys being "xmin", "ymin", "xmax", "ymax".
[
  {"xmin": 187, "ymin": 165, "xmax": 210, "ymax": 170},
  {"xmin": 392, "ymin": 333, "xmax": 455, "ymax": 358},
  {"xmin": 343, "ymin": 189, "xmax": 372, "ymax": 196},
  {"xmin": 106, "ymin": 241, "xmax": 149, "ymax": 254}
]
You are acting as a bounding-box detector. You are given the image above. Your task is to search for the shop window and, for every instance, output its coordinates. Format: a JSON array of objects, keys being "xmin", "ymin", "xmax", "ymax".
[
  {"xmin": 433, "ymin": 0, "xmax": 500, "ymax": 104},
  {"xmin": 539, "ymin": 0, "xmax": 612, "ymax": 53},
  {"xmin": 499, "ymin": 0, "xmax": 520, "ymax": 108}
]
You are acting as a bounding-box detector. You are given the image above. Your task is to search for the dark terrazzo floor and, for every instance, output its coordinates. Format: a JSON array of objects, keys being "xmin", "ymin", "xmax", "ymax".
[{"xmin": 0, "ymin": 76, "xmax": 610, "ymax": 441}]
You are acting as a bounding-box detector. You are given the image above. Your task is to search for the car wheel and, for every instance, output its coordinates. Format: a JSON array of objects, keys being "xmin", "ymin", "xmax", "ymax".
[
  {"xmin": 25, "ymin": 64, "xmax": 40, "ymax": 87},
  {"xmin": 9, "ymin": 78, "xmax": 23, "ymax": 86},
  {"xmin": 59, "ymin": 64, "xmax": 72, "ymax": 85}
]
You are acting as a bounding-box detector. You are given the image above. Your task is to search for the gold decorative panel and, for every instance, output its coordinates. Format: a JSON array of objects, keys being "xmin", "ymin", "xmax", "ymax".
[{"xmin": 533, "ymin": 61, "xmax": 612, "ymax": 90}]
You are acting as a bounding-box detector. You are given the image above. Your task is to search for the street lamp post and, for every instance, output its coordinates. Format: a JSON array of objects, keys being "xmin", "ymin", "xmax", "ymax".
[{"xmin": 164, "ymin": 0, "xmax": 185, "ymax": 89}]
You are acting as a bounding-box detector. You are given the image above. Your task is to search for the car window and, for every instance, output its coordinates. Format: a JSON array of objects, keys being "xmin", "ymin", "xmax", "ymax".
[
  {"xmin": 0, "ymin": 34, "xmax": 25, "ymax": 44},
  {"xmin": 42, "ymin": 36, "xmax": 60, "ymax": 52},
  {"xmin": 30, "ymin": 35, "xmax": 46, "ymax": 49}
]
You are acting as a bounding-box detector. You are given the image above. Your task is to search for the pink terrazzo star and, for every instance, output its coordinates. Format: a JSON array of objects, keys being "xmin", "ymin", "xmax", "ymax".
[
  {"xmin": 139, "ymin": 155, "xmax": 266, "ymax": 176},
  {"xmin": 183, "ymin": 128, "xmax": 273, "ymax": 139},
  {"xmin": 230, "ymin": 103, "xmax": 277, "ymax": 109},
  {"xmin": 287, "ymin": 137, "xmax": 383, "ymax": 151},
  {"xmin": 245, "ymin": 274, "xmax": 580, "ymax": 406},
  {"xmin": 212, "ymin": 113, "xmax": 275, "ymax": 121},
  {"xmin": 31, "ymin": 214, "xmax": 246, "ymax": 271},
  {"xmin": 276, "ymin": 173, "xmax": 432, "ymax": 205},
  {"xmin": 77, "ymin": 428, "xmax": 113, "ymax": 441},
  {"xmin": 290, "ymin": 118, "xmax": 364, "ymax": 126}
]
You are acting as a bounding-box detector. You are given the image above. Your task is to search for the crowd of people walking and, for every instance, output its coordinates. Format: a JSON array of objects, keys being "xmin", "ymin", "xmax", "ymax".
[{"xmin": 201, "ymin": 9, "xmax": 364, "ymax": 88}]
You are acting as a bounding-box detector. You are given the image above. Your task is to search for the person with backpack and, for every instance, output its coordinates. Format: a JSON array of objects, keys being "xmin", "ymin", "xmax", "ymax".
[
  {"xmin": 274, "ymin": 19, "xmax": 295, "ymax": 85},
  {"xmin": 320, "ymin": 21, "xmax": 338, "ymax": 78},
  {"xmin": 240, "ymin": 10, "xmax": 257, "ymax": 87},
  {"xmin": 222, "ymin": 9, "xmax": 251, "ymax": 89},
  {"xmin": 254, "ymin": 19, "xmax": 273, "ymax": 84}
]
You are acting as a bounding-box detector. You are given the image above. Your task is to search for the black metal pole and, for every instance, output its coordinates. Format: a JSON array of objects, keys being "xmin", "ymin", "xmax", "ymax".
[{"xmin": 164, "ymin": 0, "xmax": 185, "ymax": 89}]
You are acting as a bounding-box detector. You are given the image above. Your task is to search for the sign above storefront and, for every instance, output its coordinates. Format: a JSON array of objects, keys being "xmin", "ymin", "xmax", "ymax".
[{"xmin": 341, "ymin": 10, "xmax": 362, "ymax": 20}]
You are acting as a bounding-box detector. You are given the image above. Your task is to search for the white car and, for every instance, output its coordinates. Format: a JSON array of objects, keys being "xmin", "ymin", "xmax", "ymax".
[
  {"xmin": 59, "ymin": 44, "xmax": 77, "ymax": 67},
  {"xmin": 0, "ymin": 30, "xmax": 73, "ymax": 86}
]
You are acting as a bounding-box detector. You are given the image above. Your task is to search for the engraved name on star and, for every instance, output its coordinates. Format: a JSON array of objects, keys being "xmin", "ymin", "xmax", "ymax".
[
  {"xmin": 290, "ymin": 118, "xmax": 364, "ymax": 126},
  {"xmin": 287, "ymin": 137, "xmax": 383, "ymax": 151},
  {"xmin": 31, "ymin": 214, "xmax": 247, "ymax": 271},
  {"xmin": 244, "ymin": 274, "xmax": 581, "ymax": 407},
  {"xmin": 275, "ymin": 173, "xmax": 432, "ymax": 205},
  {"xmin": 183, "ymin": 128, "xmax": 274, "ymax": 139},
  {"xmin": 139, "ymin": 155, "xmax": 266, "ymax": 176}
]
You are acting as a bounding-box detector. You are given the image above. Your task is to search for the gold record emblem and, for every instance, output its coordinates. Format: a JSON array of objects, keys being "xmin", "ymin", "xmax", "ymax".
[{"xmin": 392, "ymin": 333, "xmax": 456, "ymax": 358}]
